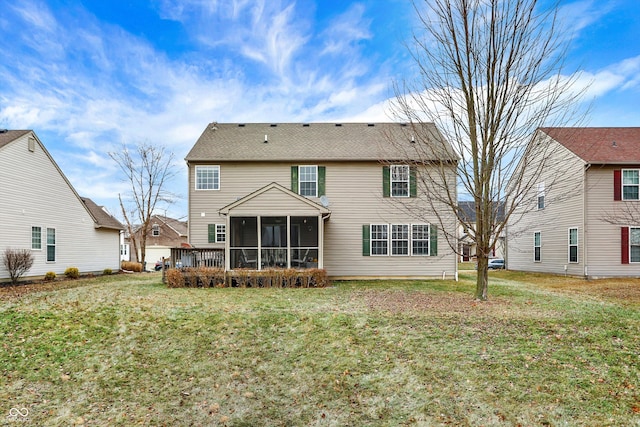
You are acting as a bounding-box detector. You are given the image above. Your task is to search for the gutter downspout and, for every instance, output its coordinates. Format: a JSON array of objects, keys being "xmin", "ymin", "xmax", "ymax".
[{"xmin": 583, "ymin": 163, "xmax": 590, "ymax": 278}]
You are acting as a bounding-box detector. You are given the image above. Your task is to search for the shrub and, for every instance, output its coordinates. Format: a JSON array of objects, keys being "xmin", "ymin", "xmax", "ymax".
[
  {"xmin": 2, "ymin": 248, "xmax": 34, "ymax": 284},
  {"xmin": 121, "ymin": 261, "xmax": 143, "ymax": 272},
  {"xmin": 197, "ymin": 267, "xmax": 225, "ymax": 288},
  {"xmin": 44, "ymin": 271, "xmax": 57, "ymax": 281},
  {"xmin": 166, "ymin": 268, "xmax": 185, "ymax": 288},
  {"xmin": 103, "ymin": 268, "xmax": 113, "ymax": 275},
  {"xmin": 64, "ymin": 267, "xmax": 80, "ymax": 279}
]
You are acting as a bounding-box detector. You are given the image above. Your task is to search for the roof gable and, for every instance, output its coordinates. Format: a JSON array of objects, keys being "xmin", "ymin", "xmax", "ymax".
[
  {"xmin": 81, "ymin": 198, "xmax": 123, "ymax": 230},
  {"xmin": 220, "ymin": 182, "xmax": 331, "ymax": 216},
  {"xmin": 540, "ymin": 127, "xmax": 640, "ymax": 164},
  {"xmin": 0, "ymin": 130, "xmax": 31, "ymax": 150},
  {"xmin": 186, "ymin": 122, "xmax": 457, "ymax": 163}
]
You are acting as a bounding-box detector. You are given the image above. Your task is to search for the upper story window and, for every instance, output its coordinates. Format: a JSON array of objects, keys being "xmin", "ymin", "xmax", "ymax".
[
  {"xmin": 299, "ymin": 166, "xmax": 318, "ymax": 197},
  {"xmin": 291, "ymin": 166, "xmax": 325, "ymax": 197},
  {"xmin": 152, "ymin": 224, "xmax": 160, "ymax": 236},
  {"xmin": 623, "ymin": 170, "xmax": 639, "ymax": 200},
  {"xmin": 391, "ymin": 165, "xmax": 410, "ymax": 197},
  {"xmin": 537, "ymin": 182, "xmax": 545, "ymax": 210},
  {"xmin": 195, "ymin": 165, "xmax": 220, "ymax": 190}
]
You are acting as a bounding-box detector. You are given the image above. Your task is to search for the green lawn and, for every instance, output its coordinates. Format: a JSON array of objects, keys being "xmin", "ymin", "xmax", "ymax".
[{"xmin": 1, "ymin": 272, "xmax": 639, "ymax": 426}]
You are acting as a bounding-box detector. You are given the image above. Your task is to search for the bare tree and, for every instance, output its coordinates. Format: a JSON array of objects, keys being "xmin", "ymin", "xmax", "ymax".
[
  {"xmin": 3, "ymin": 248, "xmax": 34, "ymax": 284},
  {"xmin": 109, "ymin": 143, "xmax": 177, "ymax": 270},
  {"xmin": 390, "ymin": 0, "xmax": 584, "ymax": 300}
]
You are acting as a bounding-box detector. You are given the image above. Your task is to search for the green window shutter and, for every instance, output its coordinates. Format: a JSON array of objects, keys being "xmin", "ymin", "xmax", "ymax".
[
  {"xmin": 410, "ymin": 166, "xmax": 417, "ymax": 198},
  {"xmin": 382, "ymin": 166, "xmax": 390, "ymax": 197},
  {"xmin": 318, "ymin": 166, "xmax": 326, "ymax": 197},
  {"xmin": 208, "ymin": 224, "xmax": 216, "ymax": 243},
  {"xmin": 291, "ymin": 166, "xmax": 299, "ymax": 193},
  {"xmin": 430, "ymin": 224, "xmax": 438, "ymax": 256},
  {"xmin": 362, "ymin": 225, "xmax": 371, "ymax": 256}
]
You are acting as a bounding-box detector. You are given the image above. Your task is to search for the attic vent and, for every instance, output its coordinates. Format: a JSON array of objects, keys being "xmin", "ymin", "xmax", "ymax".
[
  {"xmin": 302, "ymin": 123, "xmax": 310, "ymax": 127},
  {"xmin": 238, "ymin": 124, "xmax": 245, "ymax": 127},
  {"xmin": 264, "ymin": 134, "xmax": 268, "ymax": 143},
  {"xmin": 411, "ymin": 135, "xmax": 415, "ymax": 143},
  {"xmin": 400, "ymin": 123, "xmax": 407, "ymax": 127},
  {"xmin": 335, "ymin": 123, "xmax": 342, "ymax": 127},
  {"xmin": 612, "ymin": 140, "xmax": 617, "ymax": 147},
  {"xmin": 28, "ymin": 137, "xmax": 35, "ymax": 152},
  {"xmin": 367, "ymin": 123, "xmax": 375, "ymax": 127},
  {"xmin": 270, "ymin": 123, "xmax": 277, "ymax": 127}
]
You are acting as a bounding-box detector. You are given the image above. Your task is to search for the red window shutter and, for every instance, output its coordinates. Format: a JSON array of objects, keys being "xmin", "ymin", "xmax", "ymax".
[
  {"xmin": 621, "ymin": 227, "xmax": 629, "ymax": 264},
  {"xmin": 614, "ymin": 170, "xmax": 621, "ymax": 201}
]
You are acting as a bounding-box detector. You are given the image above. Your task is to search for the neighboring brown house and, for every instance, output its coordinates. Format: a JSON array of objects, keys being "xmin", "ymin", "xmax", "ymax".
[
  {"xmin": 185, "ymin": 122, "xmax": 459, "ymax": 279},
  {"xmin": 507, "ymin": 127, "xmax": 640, "ymax": 278},
  {"xmin": 127, "ymin": 215, "xmax": 188, "ymax": 269}
]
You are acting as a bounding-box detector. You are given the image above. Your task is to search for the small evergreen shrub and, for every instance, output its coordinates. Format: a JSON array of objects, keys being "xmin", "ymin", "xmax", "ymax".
[
  {"xmin": 103, "ymin": 268, "xmax": 113, "ymax": 275},
  {"xmin": 64, "ymin": 267, "xmax": 80, "ymax": 279},
  {"xmin": 44, "ymin": 271, "xmax": 57, "ymax": 281}
]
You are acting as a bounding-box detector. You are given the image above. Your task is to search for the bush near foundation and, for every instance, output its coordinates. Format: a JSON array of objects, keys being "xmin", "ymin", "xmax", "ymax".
[
  {"xmin": 165, "ymin": 267, "xmax": 329, "ymax": 288},
  {"xmin": 121, "ymin": 261, "xmax": 143, "ymax": 272},
  {"xmin": 64, "ymin": 267, "xmax": 80, "ymax": 279}
]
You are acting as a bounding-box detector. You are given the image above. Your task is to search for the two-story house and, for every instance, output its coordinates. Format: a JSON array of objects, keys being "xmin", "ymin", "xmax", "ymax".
[
  {"xmin": 0, "ymin": 130, "xmax": 122, "ymax": 281},
  {"xmin": 126, "ymin": 214, "xmax": 188, "ymax": 269},
  {"xmin": 185, "ymin": 122, "xmax": 458, "ymax": 279},
  {"xmin": 506, "ymin": 127, "xmax": 640, "ymax": 278}
]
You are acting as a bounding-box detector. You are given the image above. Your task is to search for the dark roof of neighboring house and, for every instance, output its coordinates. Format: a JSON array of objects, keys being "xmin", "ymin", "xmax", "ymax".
[
  {"xmin": 540, "ymin": 127, "xmax": 640, "ymax": 164},
  {"xmin": 186, "ymin": 122, "xmax": 458, "ymax": 163},
  {"xmin": 154, "ymin": 215, "xmax": 188, "ymax": 236},
  {"xmin": 458, "ymin": 201, "xmax": 505, "ymax": 222},
  {"xmin": 81, "ymin": 197, "xmax": 123, "ymax": 230},
  {"xmin": 0, "ymin": 129, "xmax": 31, "ymax": 149}
]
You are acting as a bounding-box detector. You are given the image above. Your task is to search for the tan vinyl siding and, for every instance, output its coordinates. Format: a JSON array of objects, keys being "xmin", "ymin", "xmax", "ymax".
[
  {"xmin": 585, "ymin": 166, "xmax": 640, "ymax": 277},
  {"xmin": 189, "ymin": 160, "xmax": 458, "ymax": 278},
  {"xmin": 507, "ymin": 138, "xmax": 585, "ymax": 275},
  {"xmin": 0, "ymin": 133, "xmax": 120, "ymax": 280}
]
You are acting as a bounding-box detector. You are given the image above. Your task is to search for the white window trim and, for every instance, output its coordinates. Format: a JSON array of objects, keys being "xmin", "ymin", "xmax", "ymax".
[
  {"xmin": 152, "ymin": 224, "xmax": 160, "ymax": 236},
  {"xmin": 412, "ymin": 224, "xmax": 430, "ymax": 256},
  {"xmin": 31, "ymin": 226, "xmax": 42, "ymax": 250},
  {"xmin": 391, "ymin": 165, "xmax": 410, "ymax": 198},
  {"xmin": 370, "ymin": 223, "xmax": 430, "ymax": 257},
  {"xmin": 216, "ymin": 224, "xmax": 226, "ymax": 243},
  {"xmin": 46, "ymin": 227, "xmax": 56, "ymax": 263},
  {"xmin": 622, "ymin": 169, "xmax": 640, "ymax": 201},
  {"xmin": 298, "ymin": 165, "xmax": 318, "ymax": 197},
  {"xmin": 630, "ymin": 226, "xmax": 640, "ymax": 263},
  {"xmin": 370, "ymin": 224, "xmax": 389, "ymax": 256},
  {"xmin": 568, "ymin": 227, "xmax": 578, "ymax": 264},
  {"xmin": 391, "ymin": 224, "xmax": 409, "ymax": 256},
  {"xmin": 537, "ymin": 182, "xmax": 545, "ymax": 210},
  {"xmin": 534, "ymin": 231, "xmax": 541, "ymax": 262},
  {"xmin": 195, "ymin": 165, "xmax": 220, "ymax": 191}
]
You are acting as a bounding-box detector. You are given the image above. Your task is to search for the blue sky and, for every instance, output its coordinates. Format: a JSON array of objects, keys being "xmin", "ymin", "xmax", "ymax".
[{"xmin": 1, "ymin": 0, "xmax": 639, "ymax": 219}]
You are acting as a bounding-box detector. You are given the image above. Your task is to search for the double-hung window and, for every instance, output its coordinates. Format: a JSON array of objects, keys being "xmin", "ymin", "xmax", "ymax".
[
  {"xmin": 371, "ymin": 224, "xmax": 388, "ymax": 255},
  {"xmin": 195, "ymin": 165, "xmax": 220, "ymax": 190},
  {"xmin": 391, "ymin": 165, "xmax": 410, "ymax": 197},
  {"xmin": 32, "ymin": 226, "xmax": 42, "ymax": 250},
  {"xmin": 630, "ymin": 227, "xmax": 640, "ymax": 263},
  {"xmin": 299, "ymin": 166, "xmax": 318, "ymax": 197},
  {"xmin": 46, "ymin": 228, "xmax": 56, "ymax": 262},
  {"xmin": 216, "ymin": 224, "xmax": 226, "ymax": 243},
  {"xmin": 152, "ymin": 224, "xmax": 160, "ymax": 236},
  {"xmin": 391, "ymin": 224, "xmax": 409, "ymax": 255},
  {"xmin": 623, "ymin": 170, "xmax": 640, "ymax": 200},
  {"xmin": 568, "ymin": 228, "xmax": 578, "ymax": 263},
  {"xmin": 412, "ymin": 224, "xmax": 430, "ymax": 255},
  {"xmin": 366, "ymin": 223, "xmax": 433, "ymax": 256},
  {"xmin": 537, "ymin": 182, "xmax": 545, "ymax": 210},
  {"xmin": 534, "ymin": 231, "xmax": 541, "ymax": 262}
]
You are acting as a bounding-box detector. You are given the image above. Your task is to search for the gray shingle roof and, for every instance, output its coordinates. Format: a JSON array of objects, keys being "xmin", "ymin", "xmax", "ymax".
[
  {"xmin": 81, "ymin": 197, "xmax": 123, "ymax": 230},
  {"xmin": 186, "ymin": 123, "xmax": 457, "ymax": 162},
  {"xmin": 0, "ymin": 130, "xmax": 31, "ymax": 150}
]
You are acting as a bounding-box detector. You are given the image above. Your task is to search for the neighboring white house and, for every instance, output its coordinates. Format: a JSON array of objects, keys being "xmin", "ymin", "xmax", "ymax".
[
  {"xmin": 185, "ymin": 122, "xmax": 459, "ymax": 280},
  {"xmin": 0, "ymin": 130, "xmax": 122, "ymax": 281},
  {"xmin": 506, "ymin": 127, "xmax": 640, "ymax": 278}
]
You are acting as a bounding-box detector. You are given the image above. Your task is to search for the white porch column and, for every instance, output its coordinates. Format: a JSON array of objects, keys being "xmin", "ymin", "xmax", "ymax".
[{"xmin": 318, "ymin": 214, "xmax": 324, "ymax": 269}]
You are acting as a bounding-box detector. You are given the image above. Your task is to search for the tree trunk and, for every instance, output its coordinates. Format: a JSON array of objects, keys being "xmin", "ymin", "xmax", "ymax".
[{"xmin": 475, "ymin": 255, "xmax": 489, "ymax": 301}]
